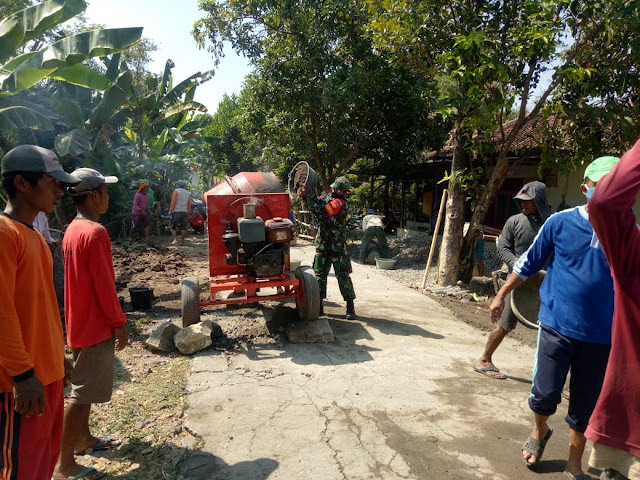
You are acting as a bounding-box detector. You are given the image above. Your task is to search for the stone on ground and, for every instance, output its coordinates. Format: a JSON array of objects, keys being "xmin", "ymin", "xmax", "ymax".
[
  {"xmin": 174, "ymin": 320, "xmax": 214, "ymax": 354},
  {"xmin": 287, "ymin": 318, "xmax": 334, "ymax": 343},
  {"xmin": 146, "ymin": 321, "xmax": 181, "ymax": 352}
]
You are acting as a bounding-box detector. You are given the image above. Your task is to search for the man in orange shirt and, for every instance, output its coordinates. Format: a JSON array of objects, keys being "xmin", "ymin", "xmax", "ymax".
[
  {"xmin": 0, "ymin": 145, "xmax": 78, "ymax": 480},
  {"xmin": 54, "ymin": 168, "xmax": 129, "ymax": 480}
]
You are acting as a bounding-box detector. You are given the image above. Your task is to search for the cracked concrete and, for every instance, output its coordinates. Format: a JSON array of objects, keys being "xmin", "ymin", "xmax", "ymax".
[{"xmin": 184, "ymin": 244, "xmax": 588, "ymax": 480}]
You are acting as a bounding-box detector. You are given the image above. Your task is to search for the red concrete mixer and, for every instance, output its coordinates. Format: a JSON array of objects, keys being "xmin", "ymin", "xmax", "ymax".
[{"xmin": 180, "ymin": 172, "xmax": 320, "ymax": 326}]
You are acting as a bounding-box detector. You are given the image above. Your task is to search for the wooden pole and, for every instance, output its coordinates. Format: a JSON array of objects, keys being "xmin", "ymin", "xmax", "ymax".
[{"xmin": 421, "ymin": 189, "xmax": 448, "ymax": 289}]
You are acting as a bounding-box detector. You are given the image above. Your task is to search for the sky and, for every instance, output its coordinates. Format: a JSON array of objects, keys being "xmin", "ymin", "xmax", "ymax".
[{"xmin": 84, "ymin": 0, "xmax": 253, "ymax": 114}]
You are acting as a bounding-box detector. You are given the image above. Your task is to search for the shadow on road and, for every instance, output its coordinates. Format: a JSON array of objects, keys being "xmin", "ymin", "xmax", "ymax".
[{"xmin": 176, "ymin": 452, "xmax": 278, "ymax": 480}]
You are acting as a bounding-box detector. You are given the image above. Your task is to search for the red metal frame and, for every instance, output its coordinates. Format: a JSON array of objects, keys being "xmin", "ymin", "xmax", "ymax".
[{"xmin": 201, "ymin": 271, "xmax": 302, "ymax": 306}]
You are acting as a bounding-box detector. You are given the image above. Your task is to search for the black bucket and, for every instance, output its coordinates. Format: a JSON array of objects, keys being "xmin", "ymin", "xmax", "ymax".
[
  {"xmin": 288, "ymin": 161, "xmax": 318, "ymax": 199},
  {"xmin": 129, "ymin": 287, "xmax": 154, "ymax": 310}
]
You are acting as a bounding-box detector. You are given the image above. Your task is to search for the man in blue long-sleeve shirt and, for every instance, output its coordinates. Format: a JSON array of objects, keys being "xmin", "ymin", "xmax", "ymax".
[{"xmin": 489, "ymin": 156, "xmax": 619, "ymax": 479}]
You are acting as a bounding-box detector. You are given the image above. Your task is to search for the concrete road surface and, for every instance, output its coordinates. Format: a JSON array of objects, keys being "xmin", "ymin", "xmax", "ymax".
[{"xmin": 184, "ymin": 244, "xmax": 592, "ymax": 480}]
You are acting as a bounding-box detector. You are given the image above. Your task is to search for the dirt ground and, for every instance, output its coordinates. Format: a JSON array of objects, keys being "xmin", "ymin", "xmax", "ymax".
[{"xmin": 84, "ymin": 232, "xmax": 539, "ymax": 478}]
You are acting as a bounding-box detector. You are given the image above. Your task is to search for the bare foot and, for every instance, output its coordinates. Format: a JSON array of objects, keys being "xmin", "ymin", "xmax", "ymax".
[{"xmin": 171, "ymin": 240, "xmax": 178, "ymax": 244}]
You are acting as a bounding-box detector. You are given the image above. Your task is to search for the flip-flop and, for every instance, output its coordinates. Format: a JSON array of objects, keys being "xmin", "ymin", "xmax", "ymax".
[
  {"xmin": 562, "ymin": 470, "xmax": 592, "ymax": 480},
  {"xmin": 70, "ymin": 466, "xmax": 105, "ymax": 480},
  {"xmin": 474, "ymin": 366, "xmax": 507, "ymax": 380},
  {"xmin": 74, "ymin": 436, "xmax": 121, "ymax": 456},
  {"xmin": 522, "ymin": 427, "xmax": 553, "ymax": 467}
]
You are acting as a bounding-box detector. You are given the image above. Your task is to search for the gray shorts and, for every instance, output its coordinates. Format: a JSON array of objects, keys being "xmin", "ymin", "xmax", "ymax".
[
  {"xmin": 69, "ymin": 337, "xmax": 116, "ymax": 405},
  {"xmin": 170, "ymin": 211, "xmax": 188, "ymax": 231},
  {"xmin": 498, "ymin": 291, "xmax": 518, "ymax": 330}
]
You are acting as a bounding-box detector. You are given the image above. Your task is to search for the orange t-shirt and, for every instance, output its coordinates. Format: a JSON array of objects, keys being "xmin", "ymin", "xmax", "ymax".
[
  {"xmin": 62, "ymin": 219, "xmax": 126, "ymax": 349},
  {"xmin": 0, "ymin": 214, "xmax": 65, "ymax": 392}
]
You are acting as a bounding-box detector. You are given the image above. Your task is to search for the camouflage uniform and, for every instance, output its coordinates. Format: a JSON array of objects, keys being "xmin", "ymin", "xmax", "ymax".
[{"xmin": 306, "ymin": 182, "xmax": 356, "ymax": 301}]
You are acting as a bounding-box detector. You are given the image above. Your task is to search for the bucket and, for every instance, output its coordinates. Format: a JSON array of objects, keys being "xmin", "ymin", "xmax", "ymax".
[
  {"xmin": 129, "ymin": 287, "xmax": 154, "ymax": 310},
  {"xmin": 375, "ymin": 258, "xmax": 396, "ymax": 270},
  {"xmin": 288, "ymin": 161, "xmax": 318, "ymax": 199}
]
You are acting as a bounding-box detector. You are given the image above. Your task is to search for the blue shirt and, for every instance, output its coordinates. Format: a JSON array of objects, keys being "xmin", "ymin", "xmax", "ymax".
[{"xmin": 513, "ymin": 206, "xmax": 613, "ymax": 344}]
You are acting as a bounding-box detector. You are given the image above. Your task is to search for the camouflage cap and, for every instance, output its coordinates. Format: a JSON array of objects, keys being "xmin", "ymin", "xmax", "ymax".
[{"xmin": 330, "ymin": 176, "xmax": 351, "ymax": 192}]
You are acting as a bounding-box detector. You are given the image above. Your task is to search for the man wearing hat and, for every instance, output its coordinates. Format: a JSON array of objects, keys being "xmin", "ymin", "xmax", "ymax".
[
  {"xmin": 475, "ymin": 181, "xmax": 552, "ymax": 380},
  {"xmin": 359, "ymin": 208, "xmax": 389, "ymax": 264},
  {"xmin": 0, "ymin": 145, "xmax": 78, "ymax": 480},
  {"xmin": 55, "ymin": 168, "xmax": 129, "ymax": 480},
  {"xmin": 489, "ymin": 156, "xmax": 619, "ymax": 479},
  {"xmin": 297, "ymin": 176, "xmax": 357, "ymax": 319}
]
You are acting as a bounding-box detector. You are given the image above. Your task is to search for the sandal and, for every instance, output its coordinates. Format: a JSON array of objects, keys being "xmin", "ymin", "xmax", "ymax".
[{"xmin": 522, "ymin": 427, "xmax": 553, "ymax": 467}]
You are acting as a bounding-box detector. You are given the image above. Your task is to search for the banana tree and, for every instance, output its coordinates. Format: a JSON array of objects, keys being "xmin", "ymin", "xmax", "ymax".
[
  {"xmin": 0, "ymin": 0, "xmax": 142, "ymax": 129},
  {"xmin": 121, "ymin": 59, "xmax": 214, "ymax": 164}
]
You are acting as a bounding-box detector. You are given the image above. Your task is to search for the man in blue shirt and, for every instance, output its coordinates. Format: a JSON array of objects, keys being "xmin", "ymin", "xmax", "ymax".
[{"xmin": 489, "ymin": 156, "xmax": 619, "ymax": 480}]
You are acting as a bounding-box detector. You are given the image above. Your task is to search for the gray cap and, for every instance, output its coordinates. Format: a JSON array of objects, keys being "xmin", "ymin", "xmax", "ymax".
[
  {"xmin": 513, "ymin": 186, "xmax": 534, "ymax": 201},
  {"xmin": 1, "ymin": 145, "xmax": 80, "ymax": 186},
  {"xmin": 67, "ymin": 168, "xmax": 118, "ymax": 196}
]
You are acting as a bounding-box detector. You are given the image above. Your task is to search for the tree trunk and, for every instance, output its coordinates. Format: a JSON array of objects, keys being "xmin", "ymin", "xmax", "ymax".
[
  {"xmin": 384, "ymin": 179, "xmax": 390, "ymax": 214},
  {"xmin": 458, "ymin": 148, "xmax": 512, "ymax": 282},
  {"xmin": 401, "ymin": 182, "xmax": 406, "ymax": 228},
  {"xmin": 437, "ymin": 125, "xmax": 470, "ymax": 286},
  {"xmin": 368, "ymin": 175, "xmax": 375, "ymax": 208}
]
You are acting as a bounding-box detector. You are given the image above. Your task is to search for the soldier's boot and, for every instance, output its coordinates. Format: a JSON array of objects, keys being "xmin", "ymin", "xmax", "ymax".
[
  {"xmin": 345, "ymin": 299, "xmax": 356, "ymax": 320},
  {"xmin": 319, "ymin": 300, "xmax": 324, "ymax": 316}
]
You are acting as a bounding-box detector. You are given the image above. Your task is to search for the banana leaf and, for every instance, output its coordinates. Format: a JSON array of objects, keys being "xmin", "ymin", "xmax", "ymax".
[
  {"xmin": 0, "ymin": 0, "xmax": 87, "ymax": 64},
  {"xmin": 49, "ymin": 63, "xmax": 111, "ymax": 91},
  {"xmin": 1, "ymin": 27, "xmax": 142, "ymax": 96},
  {"xmin": 0, "ymin": 105, "xmax": 56, "ymax": 129},
  {"xmin": 55, "ymin": 127, "xmax": 92, "ymax": 157},
  {"xmin": 50, "ymin": 90, "xmax": 85, "ymax": 126},
  {"xmin": 159, "ymin": 70, "xmax": 214, "ymax": 108},
  {"xmin": 90, "ymin": 70, "xmax": 132, "ymax": 127}
]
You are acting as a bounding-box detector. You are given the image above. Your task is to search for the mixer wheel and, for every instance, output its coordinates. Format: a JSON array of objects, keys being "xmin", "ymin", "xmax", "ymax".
[
  {"xmin": 295, "ymin": 267, "xmax": 320, "ymax": 321},
  {"xmin": 181, "ymin": 276, "xmax": 201, "ymax": 327}
]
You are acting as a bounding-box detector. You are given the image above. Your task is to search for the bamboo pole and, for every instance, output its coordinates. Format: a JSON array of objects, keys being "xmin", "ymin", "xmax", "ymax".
[{"xmin": 421, "ymin": 189, "xmax": 448, "ymax": 289}]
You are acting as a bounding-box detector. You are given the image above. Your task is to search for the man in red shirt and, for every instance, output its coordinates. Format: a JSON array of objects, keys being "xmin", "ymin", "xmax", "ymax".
[
  {"xmin": 0, "ymin": 145, "xmax": 78, "ymax": 480},
  {"xmin": 587, "ymin": 141, "xmax": 640, "ymax": 480},
  {"xmin": 54, "ymin": 168, "xmax": 129, "ymax": 480}
]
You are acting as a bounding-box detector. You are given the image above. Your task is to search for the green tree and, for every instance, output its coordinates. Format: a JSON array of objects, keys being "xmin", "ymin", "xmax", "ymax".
[
  {"xmin": 0, "ymin": 0, "xmax": 142, "ymax": 130},
  {"xmin": 194, "ymin": 0, "xmax": 444, "ymax": 191},
  {"xmin": 368, "ymin": 0, "xmax": 639, "ymax": 284},
  {"xmin": 121, "ymin": 37, "xmax": 159, "ymax": 96}
]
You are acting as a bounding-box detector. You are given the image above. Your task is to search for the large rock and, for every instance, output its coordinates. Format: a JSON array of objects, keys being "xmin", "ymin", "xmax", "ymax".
[
  {"xmin": 146, "ymin": 321, "xmax": 181, "ymax": 352},
  {"xmin": 174, "ymin": 320, "xmax": 214, "ymax": 355},
  {"xmin": 287, "ymin": 318, "xmax": 334, "ymax": 343}
]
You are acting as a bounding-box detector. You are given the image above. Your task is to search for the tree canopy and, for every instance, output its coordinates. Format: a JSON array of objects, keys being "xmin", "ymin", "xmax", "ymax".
[{"xmin": 194, "ymin": 0, "xmax": 448, "ymax": 190}]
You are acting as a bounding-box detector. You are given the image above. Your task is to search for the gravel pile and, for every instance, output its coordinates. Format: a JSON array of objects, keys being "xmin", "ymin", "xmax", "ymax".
[{"xmin": 348, "ymin": 233, "xmax": 503, "ymax": 288}]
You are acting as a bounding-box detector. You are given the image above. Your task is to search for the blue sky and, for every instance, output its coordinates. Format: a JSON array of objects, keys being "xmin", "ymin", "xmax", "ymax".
[{"xmin": 84, "ymin": 0, "xmax": 253, "ymax": 114}]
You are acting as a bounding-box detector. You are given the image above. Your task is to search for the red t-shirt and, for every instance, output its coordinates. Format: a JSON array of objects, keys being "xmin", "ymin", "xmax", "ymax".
[
  {"xmin": 62, "ymin": 219, "xmax": 126, "ymax": 349},
  {"xmin": 190, "ymin": 214, "xmax": 204, "ymax": 227}
]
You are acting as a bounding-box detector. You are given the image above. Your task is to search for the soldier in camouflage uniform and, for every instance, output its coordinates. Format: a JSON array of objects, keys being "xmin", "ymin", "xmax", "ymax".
[{"xmin": 297, "ymin": 176, "xmax": 356, "ymax": 319}]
